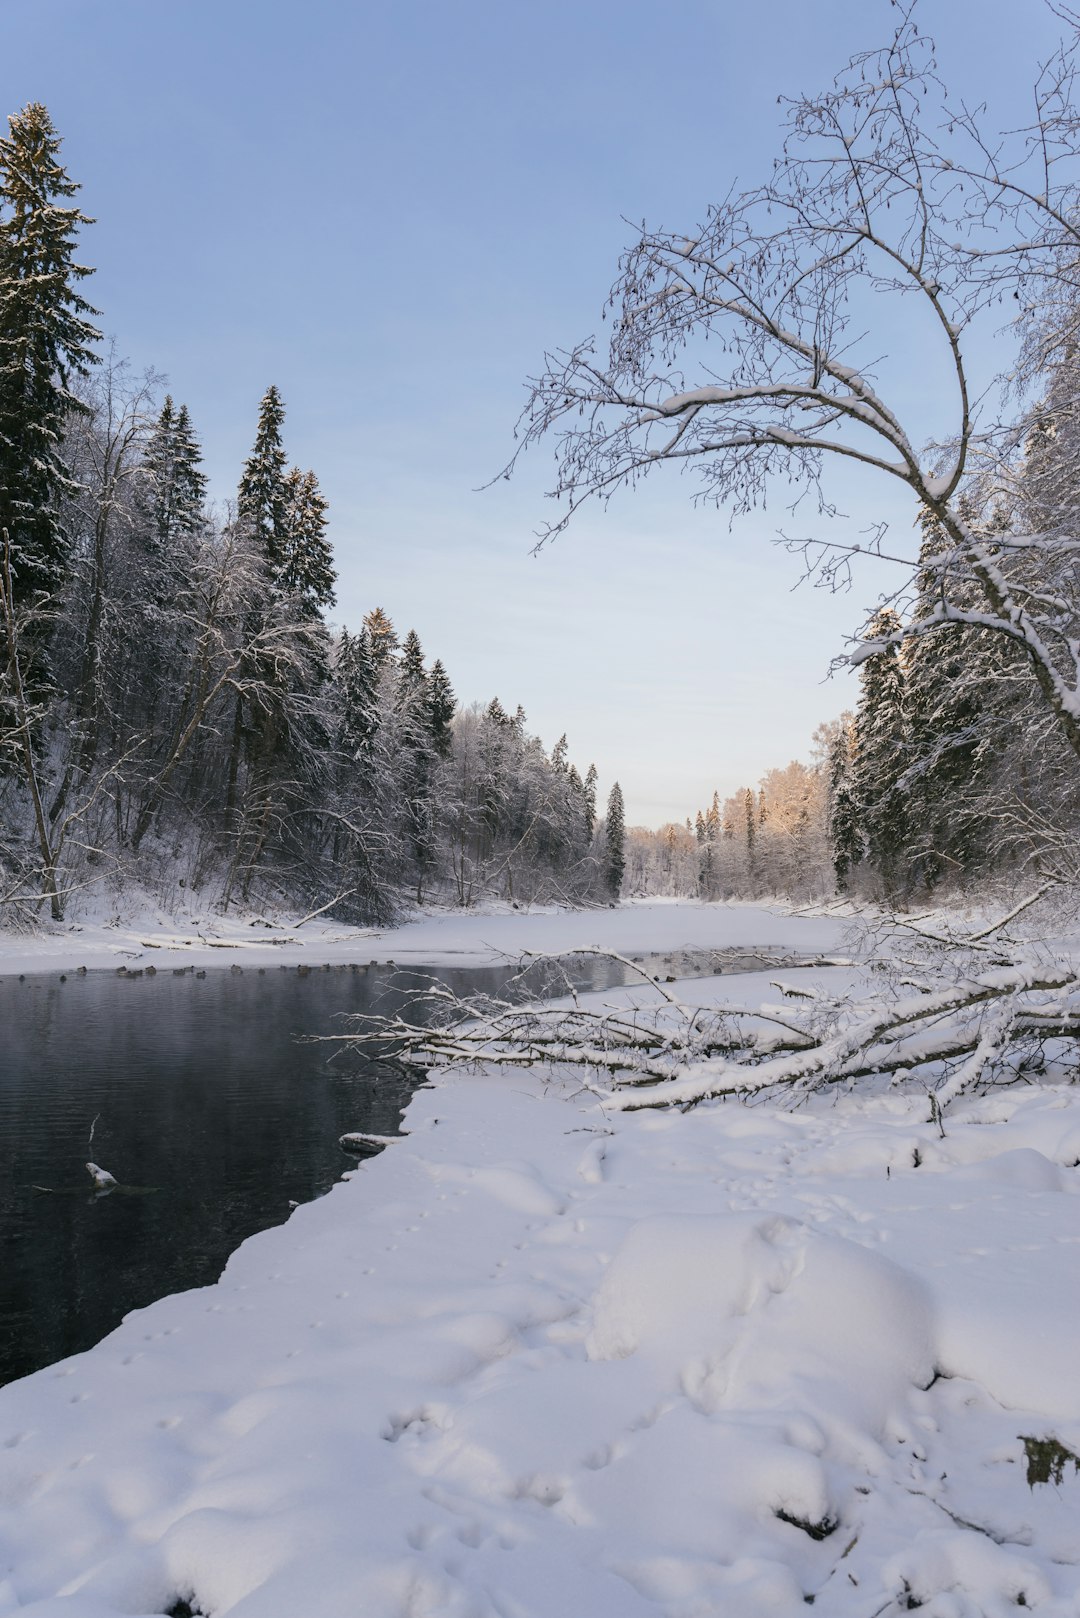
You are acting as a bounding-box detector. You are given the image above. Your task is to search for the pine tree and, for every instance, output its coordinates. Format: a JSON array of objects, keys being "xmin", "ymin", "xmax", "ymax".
[
  {"xmin": 0, "ymin": 103, "xmax": 99, "ymax": 613},
  {"xmin": 237, "ymin": 385, "xmax": 288, "ymax": 570},
  {"xmin": 279, "ymin": 467, "xmax": 335, "ymax": 611},
  {"xmin": 551, "ymin": 733, "xmax": 569, "ymax": 772},
  {"xmin": 605, "ymin": 781, "xmax": 626, "ymax": 897},
  {"xmin": 427, "ymin": 658, "xmax": 456, "ymax": 758}
]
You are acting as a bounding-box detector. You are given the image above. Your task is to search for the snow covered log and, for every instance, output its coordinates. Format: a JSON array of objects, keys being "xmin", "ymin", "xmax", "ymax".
[{"xmin": 333, "ymin": 946, "xmax": 1080, "ymax": 1114}]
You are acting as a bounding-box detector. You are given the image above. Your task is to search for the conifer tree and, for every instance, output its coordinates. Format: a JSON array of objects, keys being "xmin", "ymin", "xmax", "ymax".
[
  {"xmin": 827, "ymin": 718, "xmax": 862, "ymax": 891},
  {"xmin": 139, "ymin": 394, "xmax": 175, "ymax": 550},
  {"xmin": 363, "ymin": 607, "xmax": 398, "ymax": 667},
  {"xmin": 140, "ymin": 396, "xmax": 207, "ymax": 552},
  {"xmin": 280, "ymin": 467, "xmax": 335, "ymax": 612},
  {"xmin": 427, "ymin": 658, "xmax": 455, "ymax": 758},
  {"xmin": 852, "ymin": 609, "xmax": 909, "ymax": 897},
  {"xmin": 605, "ymin": 781, "xmax": 626, "ymax": 897},
  {"xmin": 551, "ymin": 733, "xmax": 569, "ymax": 772},
  {"xmin": 172, "ymin": 405, "xmax": 208, "ymax": 532},
  {"xmin": 237, "ymin": 385, "xmax": 288, "ymax": 569},
  {"xmin": 0, "ymin": 103, "xmax": 99, "ymax": 615},
  {"xmin": 396, "ymin": 629, "xmax": 438, "ymax": 899},
  {"xmin": 336, "ymin": 627, "xmax": 380, "ymax": 778},
  {"xmin": 583, "ymin": 762, "xmax": 598, "ymax": 838},
  {"xmin": 399, "ymin": 628, "xmax": 426, "ymax": 697}
]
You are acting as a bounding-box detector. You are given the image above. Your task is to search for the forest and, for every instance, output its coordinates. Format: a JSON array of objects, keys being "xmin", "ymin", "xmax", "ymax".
[
  {"xmin": 0, "ymin": 105, "xmax": 628, "ymax": 926},
  {"xmin": 5, "ymin": 17, "xmax": 1080, "ymax": 933}
]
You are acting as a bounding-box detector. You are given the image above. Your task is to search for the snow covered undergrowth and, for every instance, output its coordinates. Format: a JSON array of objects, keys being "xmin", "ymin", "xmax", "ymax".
[{"xmin": 2, "ymin": 1011, "xmax": 1079, "ymax": 1615}]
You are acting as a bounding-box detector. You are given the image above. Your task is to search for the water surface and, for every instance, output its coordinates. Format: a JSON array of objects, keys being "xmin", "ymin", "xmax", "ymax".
[
  {"xmin": 0, "ymin": 963, "xmax": 508, "ymax": 1385},
  {"xmin": 0, "ymin": 944, "xmax": 809, "ymax": 1386}
]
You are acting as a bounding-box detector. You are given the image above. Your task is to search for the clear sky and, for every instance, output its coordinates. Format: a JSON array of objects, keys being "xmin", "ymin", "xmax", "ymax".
[{"xmin": 0, "ymin": 0, "xmax": 1063, "ymax": 825}]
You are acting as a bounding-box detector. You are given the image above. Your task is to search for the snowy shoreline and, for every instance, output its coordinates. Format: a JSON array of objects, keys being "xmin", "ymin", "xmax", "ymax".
[
  {"xmin": 0, "ymin": 896, "xmax": 857, "ymax": 979},
  {"xmin": 2, "ymin": 904, "xmax": 1079, "ymax": 1616}
]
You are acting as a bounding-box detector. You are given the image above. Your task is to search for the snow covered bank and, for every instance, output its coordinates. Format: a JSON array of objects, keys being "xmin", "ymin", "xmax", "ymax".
[
  {"xmin": 0, "ymin": 897, "xmax": 855, "ymax": 978},
  {"xmin": 1, "ymin": 1015, "xmax": 1079, "ymax": 1614}
]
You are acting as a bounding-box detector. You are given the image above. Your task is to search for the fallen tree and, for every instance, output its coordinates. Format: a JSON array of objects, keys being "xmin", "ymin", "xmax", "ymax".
[{"xmin": 331, "ymin": 925, "xmax": 1080, "ymax": 1115}]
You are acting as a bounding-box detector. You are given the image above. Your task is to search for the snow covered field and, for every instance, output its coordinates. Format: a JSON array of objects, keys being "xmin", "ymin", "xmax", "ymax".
[{"xmin": 1, "ymin": 905, "xmax": 1079, "ymax": 1616}]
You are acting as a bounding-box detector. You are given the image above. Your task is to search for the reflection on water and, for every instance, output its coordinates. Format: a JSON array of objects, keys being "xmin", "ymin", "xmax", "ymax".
[{"xmin": 0, "ymin": 954, "xmax": 649, "ymax": 1387}]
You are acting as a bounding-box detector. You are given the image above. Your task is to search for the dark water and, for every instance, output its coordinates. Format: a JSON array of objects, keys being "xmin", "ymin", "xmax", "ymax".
[{"xmin": 0, "ymin": 958, "xmax": 633, "ymax": 1388}]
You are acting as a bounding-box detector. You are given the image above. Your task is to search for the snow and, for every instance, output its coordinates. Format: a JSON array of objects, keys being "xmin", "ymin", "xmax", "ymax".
[
  {"xmin": 0, "ymin": 895, "xmax": 855, "ymax": 978},
  {"xmin": 2, "ymin": 904, "xmax": 1080, "ymax": 1615}
]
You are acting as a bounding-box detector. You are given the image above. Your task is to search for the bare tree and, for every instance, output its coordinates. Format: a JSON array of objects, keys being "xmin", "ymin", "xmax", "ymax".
[
  {"xmin": 509, "ymin": 4, "xmax": 1080, "ymax": 759},
  {"xmin": 48, "ymin": 353, "xmax": 161, "ymax": 826}
]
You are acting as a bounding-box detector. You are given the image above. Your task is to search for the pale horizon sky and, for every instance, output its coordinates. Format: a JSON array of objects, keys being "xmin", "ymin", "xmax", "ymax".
[{"xmin": 1, "ymin": 0, "xmax": 1063, "ymax": 826}]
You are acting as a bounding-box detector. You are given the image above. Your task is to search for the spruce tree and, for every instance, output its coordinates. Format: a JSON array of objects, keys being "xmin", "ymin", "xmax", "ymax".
[
  {"xmin": 140, "ymin": 396, "xmax": 207, "ymax": 553},
  {"xmin": 399, "ymin": 628, "xmax": 426, "ymax": 697},
  {"xmin": 280, "ymin": 467, "xmax": 335, "ymax": 611},
  {"xmin": 827, "ymin": 718, "xmax": 862, "ymax": 891},
  {"xmin": 397, "ymin": 629, "xmax": 438, "ymax": 899},
  {"xmin": 0, "ymin": 103, "xmax": 99, "ymax": 612},
  {"xmin": 336, "ymin": 627, "xmax": 380, "ymax": 779},
  {"xmin": 171, "ymin": 405, "xmax": 208, "ymax": 534},
  {"xmin": 852, "ymin": 608, "xmax": 909, "ymax": 897},
  {"xmin": 902, "ymin": 509, "xmax": 991, "ymax": 889},
  {"xmin": 139, "ymin": 394, "xmax": 175, "ymax": 551},
  {"xmin": 363, "ymin": 606, "xmax": 398, "ymax": 667},
  {"xmin": 237, "ymin": 385, "xmax": 288, "ymax": 570},
  {"xmin": 583, "ymin": 762, "xmax": 598, "ymax": 838},
  {"xmin": 605, "ymin": 781, "xmax": 626, "ymax": 897},
  {"xmin": 427, "ymin": 659, "xmax": 456, "ymax": 758}
]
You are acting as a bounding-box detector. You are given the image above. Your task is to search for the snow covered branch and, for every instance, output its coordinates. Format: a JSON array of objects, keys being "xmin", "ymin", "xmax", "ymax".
[
  {"xmin": 333, "ymin": 943, "xmax": 1080, "ymax": 1115},
  {"xmin": 507, "ymin": 5, "xmax": 1080, "ymax": 767}
]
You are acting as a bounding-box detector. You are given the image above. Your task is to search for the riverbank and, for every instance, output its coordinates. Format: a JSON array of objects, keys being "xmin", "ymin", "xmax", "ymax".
[
  {"xmin": 2, "ymin": 907, "xmax": 1079, "ymax": 1615},
  {"xmin": 0, "ymin": 895, "xmax": 857, "ymax": 977}
]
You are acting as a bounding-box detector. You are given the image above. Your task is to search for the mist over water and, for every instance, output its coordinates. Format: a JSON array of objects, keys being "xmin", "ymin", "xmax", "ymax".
[{"xmin": 0, "ymin": 963, "xmax": 506, "ymax": 1386}]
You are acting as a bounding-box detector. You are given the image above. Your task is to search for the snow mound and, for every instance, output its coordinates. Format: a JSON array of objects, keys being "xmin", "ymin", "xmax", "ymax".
[
  {"xmin": 884, "ymin": 1529, "xmax": 1053, "ymax": 1614},
  {"xmin": 587, "ymin": 1212, "xmax": 936, "ymax": 1435}
]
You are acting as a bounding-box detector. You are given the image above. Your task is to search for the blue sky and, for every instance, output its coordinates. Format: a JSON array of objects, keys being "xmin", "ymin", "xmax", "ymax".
[{"xmin": 0, "ymin": 0, "xmax": 1062, "ymax": 824}]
